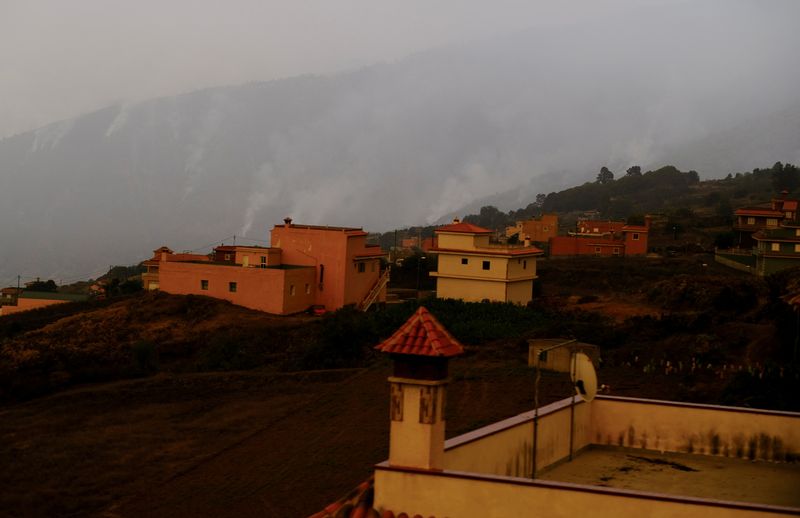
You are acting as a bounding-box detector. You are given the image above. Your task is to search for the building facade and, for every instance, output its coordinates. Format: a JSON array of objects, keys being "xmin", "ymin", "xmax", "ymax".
[
  {"xmin": 549, "ymin": 218, "xmax": 650, "ymax": 257},
  {"xmin": 145, "ymin": 220, "xmax": 388, "ymax": 315},
  {"xmin": 753, "ymin": 220, "xmax": 800, "ymax": 276},
  {"xmin": 506, "ymin": 213, "xmax": 559, "ymax": 243},
  {"xmin": 430, "ymin": 219, "xmax": 543, "ymax": 305}
]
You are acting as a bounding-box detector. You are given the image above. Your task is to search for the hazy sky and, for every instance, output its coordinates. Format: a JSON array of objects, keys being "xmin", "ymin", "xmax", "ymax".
[{"xmin": 0, "ymin": 0, "xmax": 701, "ymax": 139}]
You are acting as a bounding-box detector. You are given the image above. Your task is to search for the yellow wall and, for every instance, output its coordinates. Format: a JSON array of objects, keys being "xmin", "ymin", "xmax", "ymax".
[
  {"xmin": 444, "ymin": 398, "xmax": 591, "ymax": 477},
  {"xmin": 505, "ymin": 280, "xmax": 533, "ymax": 305},
  {"xmin": 437, "ymin": 232, "xmax": 490, "ymax": 250},
  {"xmin": 436, "ymin": 277, "xmax": 507, "ymax": 302},
  {"xmin": 389, "ymin": 379, "xmax": 447, "ymax": 470},
  {"xmin": 591, "ymin": 397, "xmax": 800, "ymax": 461},
  {"xmin": 374, "ymin": 467, "xmax": 792, "ymax": 518},
  {"xmin": 436, "ymin": 253, "xmax": 510, "ymax": 281}
]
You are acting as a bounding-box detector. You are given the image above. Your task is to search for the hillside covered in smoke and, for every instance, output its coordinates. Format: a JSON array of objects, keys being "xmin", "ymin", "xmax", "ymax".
[{"xmin": 1, "ymin": 4, "xmax": 799, "ymax": 282}]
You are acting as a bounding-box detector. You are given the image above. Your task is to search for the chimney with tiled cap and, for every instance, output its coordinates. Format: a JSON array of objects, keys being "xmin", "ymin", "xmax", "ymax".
[{"xmin": 374, "ymin": 306, "xmax": 464, "ymax": 471}]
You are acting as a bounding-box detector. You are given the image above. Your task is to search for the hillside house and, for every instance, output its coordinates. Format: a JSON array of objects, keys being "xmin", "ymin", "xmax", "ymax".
[
  {"xmin": 429, "ymin": 219, "xmax": 543, "ymax": 305},
  {"xmin": 549, "ymin": 217, "xmax": 650, "ymax": 257},
  {"xmin": 505, "ymin": 213, "xmax": 559, "ymax": 243},
  {"xmin": 716, "ymin": 192, "xmax": 800, "ymax": 275},
  {"xmin": 733, "ymin": 192, "xmax": 798, "ymax": 249},
  {"xmin": 312, "ymin": 309, "xmax": 800, "ymax": 518},
  {"xmin": 144, "ymin": 219, "xmax": 388, "ymax": 315},
  {"xmin": 752, "ymin": 220, "xmax": 800, "ymax": 276}
]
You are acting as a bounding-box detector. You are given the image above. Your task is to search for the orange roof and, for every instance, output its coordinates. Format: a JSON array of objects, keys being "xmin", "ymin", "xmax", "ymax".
[
  {"xmin": 375, "ymin": 307, "xmax": 464, "ymax": 357},
  {"xmin": 735, "ymin": 208, "xmax": 783, "ymax": 217},
  {"xmin": 436, "ymin": 222, "xmax": 492, "ymax": 234},
  {"xmin": 430, "ymin": 246, "xmax": 543, "ymax": 257},
  {"xmin": 622, "ymin": 225, "xmax": 649, "ymax": 232},
  {"xmin": 783, "ymin": 200, "xmax": 798, "ymax": 211}
]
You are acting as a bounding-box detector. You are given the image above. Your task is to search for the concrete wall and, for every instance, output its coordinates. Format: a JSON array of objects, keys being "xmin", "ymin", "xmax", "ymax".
[
  {"xmin": 271, "ymin": 226, "xmax": 383, "ymax": 310},
  {"xmin": 436, "ymin": 253, "xmax": 509, "ymax": 281},
  {"xmin": 374, "ymin": 467, "xmax": 795, "ymax": 518},
  {"xmin": 437, "ymin": 232, "xmax": 490, "ymax": 250},
  {"xmin": 444, "ymin": 398, "xmax": 592, "ymax": 478},
  {"xmin": 591, "ymin": 397, "xmax": 800, "ymax": 461},
  {"xmin": 0, "ymin": 297, "xmax": 69, "ymax": 316},
  {"xmin": 159, "ymin": 261, "xmax": 315, "ymax": 315},
  {"xmin": 436, "ymin": 277, "xmax": 507, "ymax": 303},
  {"xmin": 505, "ymin": 280, "xmax": 533, "ymax": 305}
]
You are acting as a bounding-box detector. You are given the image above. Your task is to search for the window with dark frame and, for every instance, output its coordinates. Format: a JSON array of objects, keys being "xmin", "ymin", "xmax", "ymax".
[
  {"xmin": 229, "ymin": 282, "xmax": 237, "ymax": 293},
  {"xmin": 482, "ymin": 260, "xmax": 490, "ymax": 270}
]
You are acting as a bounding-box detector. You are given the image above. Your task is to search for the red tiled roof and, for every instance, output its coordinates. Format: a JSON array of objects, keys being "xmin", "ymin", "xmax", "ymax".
[
  {"xmin": 375, "ymin": 307, "xmax": 464, "ymax": 357},
  {"xmin": 436, "ymin": 222, "xmax": 492, "ymax": 234},
  {"xmin": 783, "ymin": 200, "xmax": 798, "ymax": 211},
  {"xmin": 735, "ymin": 208, "xmax": 783, "ymax": 217},
  {"xmin": 430, "ymin": 246, "xmax": 543, "ymax": 256}
]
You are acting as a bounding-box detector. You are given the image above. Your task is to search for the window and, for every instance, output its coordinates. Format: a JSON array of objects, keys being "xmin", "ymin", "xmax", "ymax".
[
  {"xmin": 771, "ymin": 243, "xmax": 780, "ymax": 252},
  {"xmin": 543, "ymin": 226, "xmax": 549, "ymax": 232},
  {"xmin": 787, "ymin": 212, "xmax": 793, "ymax": 219},
  {"xmin": 229, "ymin": 282, "xmax": 237, "ymax": 293},
  {"xmin": 357, "ymin": 262, "xmax": 365, "ymax": 273},
  {"xmin": 319, "ymin": 264, "xmax": 325, "ymax": 290},
  {"xmin": 538, "ymin": 350, "xmax": 548, "ymax": 362},
  {"xmin": 795, "ymin": 244, "xmax": 800, "ymax": 253},
  {"xmin": 289, "ymin": 284, "xmax": 296, "ymax": 296},
  {"xmin": 796, "ymin": 229, "xmax": 800, "ymax": 237},
  {"xmin": 461, "ymin": 258, "xmax": 469, "ymax": 265},
  {"xmin": 224, "ymin": 253, "xmax": 231, "ymax": 261},
  {"xmin": 482, "ymin": 260, "xmax": 490, "ymax": 270},
  {"xmin": 747, "ymin": 217, "xmax": 755, "ymax": 225},
  {"xmin": 632, "ymin": 233, "xmax": 640, "ymax": 241},
  {"xmin": 767, "ymin": 218, "xmax": 778, "ymax": 228},
  {"xmin": 523, "ymin": 260, "xmax": 527, "ymax": 269},
  {"xmin": 594, "ymin": 247, "xmax": 601, "ymax": 256},
  {"xmin": 260, "ymin": 256, "xmax": 267, "ymax": 267},
  {"xmin": 201, "ymin": 280, "xmax": 209, "ymax": 290},
  {"xmin": 613, "ymin": 247, "xmax": 620, "ymax": 255},
  {"xmin": 305, "ymin": 283, "xmax": 311, "ymax": 294}
]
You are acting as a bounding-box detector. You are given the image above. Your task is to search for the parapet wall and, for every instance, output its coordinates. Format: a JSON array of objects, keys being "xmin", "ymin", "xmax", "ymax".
[
  {"xmin": 591, "ymin": 396, "xmax": 799, "ymax": 461},
  {"xmin": 443, "ymin": 397, "xmax": 591, "ymax": 477}
]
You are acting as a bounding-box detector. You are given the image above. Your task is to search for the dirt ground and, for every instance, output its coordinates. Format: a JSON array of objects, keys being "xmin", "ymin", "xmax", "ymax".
[{"xmin": 540, "ymin": 446, "xmax": 800, "ymax": 508}]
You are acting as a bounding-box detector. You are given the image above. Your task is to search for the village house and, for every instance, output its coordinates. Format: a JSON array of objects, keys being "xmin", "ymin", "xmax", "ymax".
[
  {"xmin": 716, "ymin": 192, "xmax": 800, "ymax": 275},
  {"xmin": 505, "ymin": 213, "xmax": 559, "ymax": 243},
  {"xmin": 144, "ymin": 219, "xmax": 388, "ymax": 315},
  {"xmin": 429, "ymin": 219, "xmax": 543, "ymax": 305},
  {"xmin": 732, "ymin": 191, "xmax": 798, "ymax": 249},
  {"xmin": 548, "ymin": 217, "xmax": 650, "ymax": 257},
  {"xmin": 312, "ymin": 308, "xmax": 800, "ymax": 518}
]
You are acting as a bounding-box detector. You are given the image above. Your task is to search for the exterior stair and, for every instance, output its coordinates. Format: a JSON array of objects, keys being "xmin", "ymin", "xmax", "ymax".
[{"xmin": 359, "ymin": 267, "xmax": 390, "ymax": 312}]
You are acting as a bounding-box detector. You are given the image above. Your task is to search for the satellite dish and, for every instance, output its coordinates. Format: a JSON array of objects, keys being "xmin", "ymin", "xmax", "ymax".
[{"xmin": 571, "ymin": 352, "xmax": 598, "ymax": 402}]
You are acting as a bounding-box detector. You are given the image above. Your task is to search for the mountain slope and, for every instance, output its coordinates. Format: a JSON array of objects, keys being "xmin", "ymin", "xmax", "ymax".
[{"xmin": 2, "ymin": 3, "xmax": 799, "ymax": 281}]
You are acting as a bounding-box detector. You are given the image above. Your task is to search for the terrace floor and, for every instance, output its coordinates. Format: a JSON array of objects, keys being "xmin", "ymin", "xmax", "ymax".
[{"xmin": 538, "ymin": 446, "xmax": 800, "ymax": 508}]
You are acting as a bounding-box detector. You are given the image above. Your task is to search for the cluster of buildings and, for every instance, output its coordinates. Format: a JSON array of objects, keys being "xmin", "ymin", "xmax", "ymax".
[
  {"xmin": 717, "ymin": 191, "xmax": 800, "ymax": 275},
  {"xmin": 507, "ymin": 213, "xmax": 651, "ymax": 257},
  {"xmin": 143, "ymin": 218, "xmax": 389, "ymax": 315}
]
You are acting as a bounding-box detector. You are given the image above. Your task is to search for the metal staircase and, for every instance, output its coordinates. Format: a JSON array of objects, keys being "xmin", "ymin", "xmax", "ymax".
[{"xmin": 359, "ymin": 267, "xmax": 390, "ymax": 312}]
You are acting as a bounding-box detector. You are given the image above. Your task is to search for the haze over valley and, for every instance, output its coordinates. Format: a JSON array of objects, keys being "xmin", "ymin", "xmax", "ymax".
[{"xmin": 1, "ymin": 1, "xmax": 799, "ymax": 283}]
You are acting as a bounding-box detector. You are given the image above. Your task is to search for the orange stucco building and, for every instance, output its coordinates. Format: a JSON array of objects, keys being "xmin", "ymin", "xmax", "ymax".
[
  {"xmin": 549, "ymin": 218, "xmax": 650, "ymax": 257},
  {"xmin": 144, "ymin": 219, "xmax": 388, "ymax": 315},
  {"xmin": 0, "ymin": 290, "xmax": 88, "ymax": 316},
  {"xmin": 506, "ymin": 213, "xmax": 559, "ymax": 243}
]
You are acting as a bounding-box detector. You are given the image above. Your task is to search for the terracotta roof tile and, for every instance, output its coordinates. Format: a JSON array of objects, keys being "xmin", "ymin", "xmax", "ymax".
[
  {"xmin": 436, "ymin": 222, "xmax": 492, "ymax": 234},
  {"xmin": 374, "ymin": 307, "xmax": 464, "ymax": 357}
]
